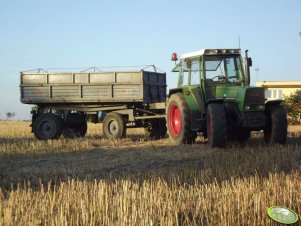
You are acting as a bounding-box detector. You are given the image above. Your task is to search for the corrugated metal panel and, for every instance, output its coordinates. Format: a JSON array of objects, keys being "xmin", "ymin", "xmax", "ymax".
[
  {"xmin": 159, "ymin": 86, "xmax": 166, "ymax": 101},
  {"xmin": 49, "ymin": 74, "xmax": 73, "ymax": 84},
  {"xmin": 22, "ymin": 74, "xmax": 46, "ymax": 84},
  {"xmin": 151, "ymin": 85, "xmax": 160, "ymax": 102},
  {"xmin": 143, "ymin": 85, "xmax": 151, "ymax": 102},
  {"xmin": 22, "ymin": 87, "xmax": 49, "ymax": 99},
  {"xmin": 74, "ymin": 73, "xmax": 89, "ymax": 83},
  {"xmin": 113, "ymin": 85, "xmax": 142, "ymax": 99},
  {"xmin": 149, "ymin": 72, "xmax": 158, "ymax": 83},
  {"xmin": 90, "ymin": 73, "xmax": 115, "ymax": 83},
  {"xmin": 116, "ymin": 72, "xmax": 141, "ymax": 83},
  {"xmin": 158, "ymin": 74, "xmax": 166, "ymax": 84},
  {"xmin": 52, "ymin": 86, "xmax": 79, "ymax": 98},
  {"xmin": 82, "ymin": 86, "xmax": 111, "ymax": 98},
  {"xmin": 143, "ymin": 72, "xmax": 166, "ymax": 84}
]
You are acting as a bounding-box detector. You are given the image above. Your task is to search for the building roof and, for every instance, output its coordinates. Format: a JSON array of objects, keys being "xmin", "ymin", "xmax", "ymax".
[{"xmin": 256, "ymin": 81, "xmax": 301, "ymax": 88}]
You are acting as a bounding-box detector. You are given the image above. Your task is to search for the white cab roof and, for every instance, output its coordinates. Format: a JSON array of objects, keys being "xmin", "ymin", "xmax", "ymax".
[
  {"xmin": 180, "ymin": 49, "xmax": 205, "ymax": 59},
  {"xmin": 179, "ymin": 49, "xmax": 241, "ymax": 59}
]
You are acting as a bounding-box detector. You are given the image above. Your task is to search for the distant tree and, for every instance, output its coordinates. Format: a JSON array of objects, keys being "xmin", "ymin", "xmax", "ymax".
[
  {"xmin": 5, "ymin": 112, "xmax": 16, "ymax": 120},
  {"xmin": 283, "ymin": 89, "xmax": 301, "ymax": 125}
]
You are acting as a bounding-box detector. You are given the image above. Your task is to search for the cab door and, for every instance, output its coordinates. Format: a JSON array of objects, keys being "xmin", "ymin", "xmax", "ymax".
[{"xmin": 182, "ymin": 58, "xmax": 205, "ymax": 130}]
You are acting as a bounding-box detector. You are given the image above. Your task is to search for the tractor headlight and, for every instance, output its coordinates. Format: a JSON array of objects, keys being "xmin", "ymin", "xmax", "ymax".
[
  {"xmin": 244, "ymin": 105, "xmax": 250, "ymax": 111},
  {"xmin": 244, "ymin": 105, "xmax": 264, "ymax": 111},
  {"xmin": 257, "ymin": 105, "xmax": 264, "ymax": 110}
]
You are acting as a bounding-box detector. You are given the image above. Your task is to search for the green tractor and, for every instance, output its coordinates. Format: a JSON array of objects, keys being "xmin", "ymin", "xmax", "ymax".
[{"xmin": 166, "ymin": 49, "xmax": 287, "ymax": 147}]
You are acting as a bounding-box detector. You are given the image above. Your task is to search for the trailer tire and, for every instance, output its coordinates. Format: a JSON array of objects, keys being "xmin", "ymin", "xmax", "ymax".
[
  {"xmin": 62, "ymin": 121, "xmax": 87, "ymax": 138},
  {"xmin": 264, "ymin": 105, "xmax": 287, "ymax": 144},
  {"xmin": 166, "ymin": 93, "xmax": 195, "ymax": 144},
  {"xmin": 33, "ymin": 113, "xmax": 62, "ymax": 140},
  {"xmin": 145, "ymin": 119, "xmax": 167, "ymax": 140},
  {"xmin": 103, "ymin": 113, "xmax": 126, "ymax": 139},
  {"xmin": 206, "ymin": 104, "xmax": 227, "ymax": 148}
]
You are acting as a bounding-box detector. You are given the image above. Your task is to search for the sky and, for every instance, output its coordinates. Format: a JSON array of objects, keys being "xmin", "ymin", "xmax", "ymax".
[{"xmin": 0, "ymin": 0, "xmax": 300, "ymax": 119}]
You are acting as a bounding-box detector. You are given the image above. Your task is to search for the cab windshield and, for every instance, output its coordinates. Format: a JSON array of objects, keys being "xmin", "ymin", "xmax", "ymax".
[{"xmin": 205, "ymin": 55, "xmax": 243, "ymax": 83}]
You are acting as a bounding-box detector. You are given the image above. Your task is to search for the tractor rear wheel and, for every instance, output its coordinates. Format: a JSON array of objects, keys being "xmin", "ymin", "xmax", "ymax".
[
  {"xmin": 206, "ymin": 104, "xmax": 227, "ymax": 148},
  {"xmin": 33, "ymin": 113, "xmax": 62, "ymax": 140},
  {"xmin": 103, "ymin": 113, "xmax": 126, "ymax": 139},
  {"xmin": 166, "ymin": 93, "xmax": 196, "ymax": 144},
  {"xmin": 264, "ymin": 105, "xmax": 287, "ymax": 144}
]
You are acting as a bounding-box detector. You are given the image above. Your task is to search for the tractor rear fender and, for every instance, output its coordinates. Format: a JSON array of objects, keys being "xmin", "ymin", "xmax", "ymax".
[{"xmin": 168, "ymin": 88, "xmax": 183, "ymax": 98}]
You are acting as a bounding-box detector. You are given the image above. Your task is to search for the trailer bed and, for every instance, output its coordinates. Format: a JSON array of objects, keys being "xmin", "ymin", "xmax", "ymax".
[{"xmin": 20, "ymin": 70, "xmax": 166, "ymax": 104}]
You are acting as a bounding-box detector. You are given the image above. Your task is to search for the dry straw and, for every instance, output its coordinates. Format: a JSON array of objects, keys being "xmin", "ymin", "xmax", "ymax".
[{"xmin": 0, "ymin": 121, "xmax": 300, "ymax": 225}]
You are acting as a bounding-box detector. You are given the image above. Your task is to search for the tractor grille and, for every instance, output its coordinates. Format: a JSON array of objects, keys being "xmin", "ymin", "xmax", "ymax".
[{"xmin": 245, "ymin": 87, "xmax": 265, "ymax": 105}]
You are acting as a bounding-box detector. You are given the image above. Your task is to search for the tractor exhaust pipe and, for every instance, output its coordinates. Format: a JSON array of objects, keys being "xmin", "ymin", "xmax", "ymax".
[{"xmin": 245, "ymin": 50, "xmax": 252, "ymax": 86}]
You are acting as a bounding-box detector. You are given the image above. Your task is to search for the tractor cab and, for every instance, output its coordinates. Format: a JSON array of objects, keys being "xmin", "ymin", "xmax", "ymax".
[{"xmin": 171, "ymin": 49, "xmax": 250, "ymax": 99}]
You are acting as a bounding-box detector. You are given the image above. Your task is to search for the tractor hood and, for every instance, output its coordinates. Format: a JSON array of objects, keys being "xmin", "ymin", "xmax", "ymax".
[{"xmin": 214, "ymin": 86, "xmax": 265, "ymax": 111}]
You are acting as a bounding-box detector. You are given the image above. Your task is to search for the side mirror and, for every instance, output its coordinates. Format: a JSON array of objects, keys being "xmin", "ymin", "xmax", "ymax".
[{"xmin": 248, "ymin": 58, "xmax": 252, "ymax": 67}]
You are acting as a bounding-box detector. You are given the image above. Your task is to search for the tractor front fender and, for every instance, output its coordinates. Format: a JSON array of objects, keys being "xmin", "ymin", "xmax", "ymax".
[
  {"xmin": 206, "ymin": 98, "xmax": 224, "ymax": 108},
  {"xmin": 265, "ymin": 99, "xmax": 283, "ymax": 113}
]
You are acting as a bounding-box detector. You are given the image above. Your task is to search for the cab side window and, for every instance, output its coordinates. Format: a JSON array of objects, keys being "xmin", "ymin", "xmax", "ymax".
[
  {"xmin": 179, "ymin": 61, "xmax": 189, "ymax": 86},
  {"xmin": 190, "ymin": 59, "xmax": 200, "ymax": 85}
]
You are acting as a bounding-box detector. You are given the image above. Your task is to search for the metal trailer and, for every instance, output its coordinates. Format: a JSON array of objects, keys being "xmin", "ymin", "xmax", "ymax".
[{"xmin": 20, "ymin": 68, "xmax": 167, "ymax": 140}]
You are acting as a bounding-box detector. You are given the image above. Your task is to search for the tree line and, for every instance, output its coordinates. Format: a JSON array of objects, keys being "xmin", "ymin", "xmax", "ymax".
[{"xmin": 0, "ymin": 112, "xmax": 16, "ymax": 120}]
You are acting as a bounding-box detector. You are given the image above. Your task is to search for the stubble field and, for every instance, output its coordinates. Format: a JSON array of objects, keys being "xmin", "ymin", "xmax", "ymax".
[{"xmin": 0, "ymin": 121, "xmax": 301, "ymax": 225}]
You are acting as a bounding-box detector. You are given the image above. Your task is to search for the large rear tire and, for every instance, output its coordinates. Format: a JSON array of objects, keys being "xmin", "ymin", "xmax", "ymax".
[
  {"xmin": 33, "ymin": 113, "xmax": 62, "ymax": 140},
  {"xmin": 264, "ymin": 105, "xmax": 287, "ymax": 144},
  {"xmin": 103, "ymin": 113, "xmax": 126, "ymax": 139},
  {"xmin": 206, "ymin": 104, "xmax": 227, "ymax": 148},
  {"xmin": 166, "ymin": 93, "xmax": 196, "ymax": 144}
]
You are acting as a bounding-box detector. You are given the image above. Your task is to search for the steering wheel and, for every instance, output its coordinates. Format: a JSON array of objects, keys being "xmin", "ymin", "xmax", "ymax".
[{"xmin": 211, "ymin": 75, "xmax": 227, "ymax": 81}]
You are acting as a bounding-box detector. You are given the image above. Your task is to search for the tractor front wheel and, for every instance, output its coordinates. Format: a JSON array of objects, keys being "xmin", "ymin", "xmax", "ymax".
[
  {"xmin": 206, "ymin": 104, "xmax": 227, "ymax": 148},
  {"xmin": 264, "ymin": 105, "xmax": 287, "ymax": 144}
]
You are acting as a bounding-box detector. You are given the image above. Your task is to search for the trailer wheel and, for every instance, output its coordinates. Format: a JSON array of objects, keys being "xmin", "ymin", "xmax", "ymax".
[
  {"xmin": 103, "ymin": 113, "xmax": 126, "ymax": 139},
  {"xmin": 62, "ymin": 121, "xmax": 87, "ymax": 138},
  {"xmin": 145, "ymin": 119, "xmax": 167, "ymax": 140},
  {"xmin": 264, "ymin": 105, "xmax": 287, "ymax": 144},
  {"xmin": 33, "ymin": 113, "xmax": 62, "ymax": 140},
  {"xmin": 206, "ymin": 104, "xmax": 227, "ymax": 148},
  {"xmin": 166, "ymin": 93, "xmax": 195, "ymax": 144}
]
